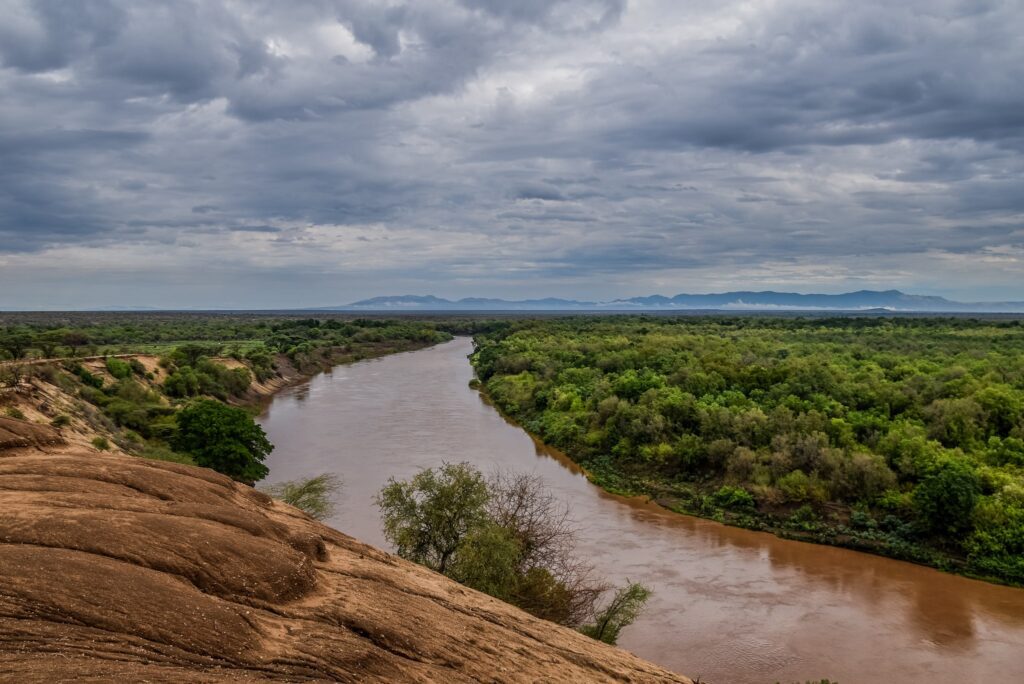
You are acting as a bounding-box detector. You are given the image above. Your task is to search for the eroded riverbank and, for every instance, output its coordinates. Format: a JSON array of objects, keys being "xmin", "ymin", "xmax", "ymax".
[{"xmin": 260, "ymin": 337, "xmax": 1024, "ymax": 684}]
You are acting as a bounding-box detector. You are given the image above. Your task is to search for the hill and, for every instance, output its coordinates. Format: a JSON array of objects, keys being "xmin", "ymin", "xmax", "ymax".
[
  {"xmin": 0, "ymin": 437, "xmax": 689, "ymax": 682},
  {"xmin": 331, "ymin": 289, "xmax": 1024, "ymax": 312}
]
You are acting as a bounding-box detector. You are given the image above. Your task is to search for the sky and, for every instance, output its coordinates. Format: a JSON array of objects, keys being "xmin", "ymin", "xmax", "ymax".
[{"xmin": 1, "ymin": 0, "xmax": 1022, "ymax": 309}]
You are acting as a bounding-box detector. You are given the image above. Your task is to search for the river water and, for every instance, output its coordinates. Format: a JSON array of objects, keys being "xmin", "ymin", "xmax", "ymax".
[{"xmin": 259, "ymin": 338, "xmax": 1024, "ymax": 683}]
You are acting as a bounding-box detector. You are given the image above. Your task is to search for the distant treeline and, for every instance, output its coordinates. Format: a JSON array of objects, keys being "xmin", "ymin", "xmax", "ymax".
[{"xmin": 0, "ymin": 313, "xmax": 453, "ymax": 366}]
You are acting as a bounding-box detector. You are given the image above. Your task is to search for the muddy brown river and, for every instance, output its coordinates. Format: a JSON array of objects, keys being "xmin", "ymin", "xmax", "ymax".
[{"xmin": 260, "ymin": 338, "xmax": 1024, "ymax": 683}]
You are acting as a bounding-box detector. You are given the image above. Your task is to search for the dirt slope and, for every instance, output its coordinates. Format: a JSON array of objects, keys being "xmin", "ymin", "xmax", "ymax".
[{"xmin": 0, "ymin": 443, "xmax": 690, "ymax": 683}]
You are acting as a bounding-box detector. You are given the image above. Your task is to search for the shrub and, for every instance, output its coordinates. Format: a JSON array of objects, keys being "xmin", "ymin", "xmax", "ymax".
[
  {"xmin": 712, "ymin": 484, "xmax": 756, "ymax": 510},
  {"xmin": 105, "ymin": 357, "xmax": 132, "ymax": 380},
  {"xmin": 70, "ymin": 364, "xmax": 104, "ymax": 389},
  {"xmin": 164, "ymin": 367, "xmax": 201, "ymax": 397},
  {"xmin": 51, "ymin": 414, "xmax": 71, "ymax": 428},
  {"xmin": 129, "ymin": 358, "xmax": 147, "ymax": 376},
  {"xmin": 788, "ymin": 504, "xmax": 821, "ymax": 531},
  {"xmin": 91, "ymin": 436, "xmax": 110, "ymax": 451},
  {"xmin": 578, "ymin": 582, "xmax": 652, "ymax": 645},
  {"xmin": 263, "ymin": 474, "xmax": 342, "ymax": 520},
  {"xmin": 4, "ymin": 407, "xmax": 25, "ymax": 420},
  {"xmin": 777, "ymin": 469, "xmax": 812, "ymax": 503}
]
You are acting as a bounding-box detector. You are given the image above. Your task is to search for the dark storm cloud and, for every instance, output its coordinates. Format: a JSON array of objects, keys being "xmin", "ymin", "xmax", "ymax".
[{"xmin": 0, "ymin": 0, "xmax": 1022, "ymax": 307}]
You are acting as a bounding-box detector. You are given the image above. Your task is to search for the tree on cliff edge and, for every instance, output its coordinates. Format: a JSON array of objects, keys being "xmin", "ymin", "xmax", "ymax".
[{"xmin": 174, "ymin": 399, "xmax": 272, "ymax": 482}]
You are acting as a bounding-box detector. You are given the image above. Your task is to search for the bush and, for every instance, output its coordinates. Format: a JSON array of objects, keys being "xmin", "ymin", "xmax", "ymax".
[
  {"xmin": 164, "ymin": 367, "xmax": 201, "ymax": 398},
  {"xmin": 51, "ymin": 414, "xmax": 71, "ymax": 428},
  {"xmin": 579, "ymin": 582, "xmax": 652, "ymax": 645},
  {"xmin": 70, "ymin": 364, "xmax": 104, "ymax": 389},
  {"xmin": 105, "ymin": 357, "xmax": 132, "ymax": 380},
  {"xmin": 263, "ymin": 474, "xmax": 342, "ymax": 520},
  {"xmin": 777, "ymin": 469, "xmax": 812, "ymax": 502},
  {"xmin": 173, "ymin": 399, "xmax": 272, "ymax": 482},
  {"xmin": 91, "ymin": 436, "xmax": 110, "ymax": 451},
  {"xmin": 712, "ymin": 484, "xmax": 755, "ymax": 510},
  {"xmin": 4, "ymin": 407, "xmax": 25, "ymax": 420}
]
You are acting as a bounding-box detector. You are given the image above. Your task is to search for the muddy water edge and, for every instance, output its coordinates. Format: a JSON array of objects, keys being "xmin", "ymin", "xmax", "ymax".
[{"xmin": 259, "ymin": 337, "xmax": 1024, "ymax": 684}]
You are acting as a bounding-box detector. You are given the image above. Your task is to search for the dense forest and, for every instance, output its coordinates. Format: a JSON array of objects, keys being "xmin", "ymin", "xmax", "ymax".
[{"xmin": 472, "ymin": 316, "xmax": 1024, "ymax": 585}]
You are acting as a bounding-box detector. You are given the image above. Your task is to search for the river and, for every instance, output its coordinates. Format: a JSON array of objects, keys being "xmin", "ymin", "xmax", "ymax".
[{"xmin": 259, "ymin": 337, "xmax": 1024, "ymax": 683}]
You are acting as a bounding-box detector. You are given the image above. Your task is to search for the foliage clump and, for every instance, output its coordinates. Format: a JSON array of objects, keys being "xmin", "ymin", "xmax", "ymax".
[{"xmin": 377, "ymin": 462, "xmax": 649, "ymax": 642}]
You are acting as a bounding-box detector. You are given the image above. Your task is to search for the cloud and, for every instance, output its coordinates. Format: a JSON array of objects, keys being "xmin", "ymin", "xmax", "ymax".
[{"xmin": 0, "ymin": 0, "xmax": 1021, "ymax": 307}]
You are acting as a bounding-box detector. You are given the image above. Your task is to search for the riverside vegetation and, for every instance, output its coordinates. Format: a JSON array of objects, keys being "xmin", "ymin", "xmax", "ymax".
[
  {"xmin": 472, "ymin": 316, "xmax": 1024, "ymax": 585},
  {"xmin": 0, "ymin": 314, "xmax": 450, "ymax": 479}
]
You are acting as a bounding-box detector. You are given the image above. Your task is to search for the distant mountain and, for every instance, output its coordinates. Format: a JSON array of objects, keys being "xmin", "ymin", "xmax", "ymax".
[
  {"xmin": 336, "ymin": 295, "xmax": 595, "ymax": 311},
  {"xmin": 325, "ymin": 290, "xmax": 1024, "ymax": 312}
]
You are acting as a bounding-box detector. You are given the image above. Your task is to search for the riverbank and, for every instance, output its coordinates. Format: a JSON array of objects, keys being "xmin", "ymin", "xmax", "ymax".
[
  {"xmin": 240, "ymin": 337, "xmax": 448, "ymax": 409},
  {"xmin": 468, "ymin": 319, "xmax": 1024, "ymax": 590},
  {"xmin": 258, "ymin": 336, "xmax": 1024, "ymax": 683},
  {"xmin": 472, "ymin": 376, "xmax": 1016, "ymax": 588},
  {"xmin": 0, "ymin": 335, "xmax": 448, "ymax": 464}
]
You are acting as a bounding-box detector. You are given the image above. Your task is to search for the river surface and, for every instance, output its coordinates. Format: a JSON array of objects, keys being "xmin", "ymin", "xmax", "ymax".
[{"xmin": 260, "ymin": 337, "xmax": 1024, "ymax": 684}]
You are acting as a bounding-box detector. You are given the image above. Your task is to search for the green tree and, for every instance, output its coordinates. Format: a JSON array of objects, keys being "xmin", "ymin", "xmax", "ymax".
[
  {"xmin": 0, "ymin": 331, "xmax": 31, "ymax": 360},
  {"xmin": 173, "ymin": 399, "xmax": 272, "ymax": 482},
  {"xmin": 164, "ymin": 367, "xmax": 202, "ymax": 397},
  {"xmin": 375, "ymin": 462, "xmax": 491, "ymax": 573},
  {"xmin": 449, "ymin": 522, "xmax": 521, "ymax": 599},
  {"xmin": 913, "ymin": 458, "xmax": 980, "ymax": 535}
]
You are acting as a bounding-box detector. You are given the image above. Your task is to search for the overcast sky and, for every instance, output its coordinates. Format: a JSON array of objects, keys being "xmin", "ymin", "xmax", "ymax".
[{"xmin": 1, "ymin": 0, "xmax": 1022, "ymax": 308}]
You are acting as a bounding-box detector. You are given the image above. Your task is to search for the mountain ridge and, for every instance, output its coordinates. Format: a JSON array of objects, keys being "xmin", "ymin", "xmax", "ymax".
[{"xmin": 327, "ymin": 290, "xmax": 1024, "ymax": 312}]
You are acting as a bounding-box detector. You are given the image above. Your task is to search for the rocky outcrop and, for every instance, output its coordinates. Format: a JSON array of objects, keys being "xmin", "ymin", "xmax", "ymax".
[
  {"xmin": 0, "ymin": 417, "xmax": 64, "ymax": 451},
  {"xmin": 0, "ymin": 447, "xmax": 690, "ymax": 683}
]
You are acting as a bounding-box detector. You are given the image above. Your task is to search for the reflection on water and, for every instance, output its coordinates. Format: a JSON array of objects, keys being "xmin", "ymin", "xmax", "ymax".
[{"xmin": 260, "ymin": 338, "xmax": 1024, "ymax": 684}]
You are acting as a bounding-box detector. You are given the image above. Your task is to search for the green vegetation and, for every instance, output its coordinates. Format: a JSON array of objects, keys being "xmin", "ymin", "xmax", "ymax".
[
  {"xmin": 105, "ymin": 357, "xmax": 132, "ymax": 379},
  {"xmin": 91, "ymin": 436, "xmax": 110, "ymax": 451},
  {"xmin": 263, "ymin": 474, "xmax": 342, "ymax": 520},
  {"xmin": 0, "ymin": 312, "xmax": 451, "ymax": 365},
  {"xmin": 4, "ymin": 407, "xmax": 25, "ymax": 420},
  {"xmin": 376, "ymin": 462, "xmax": 650, "ymax": 643},
  {"xmin": 1, "ymin": 313, "xmax": 451, "ymax": 483},
  {"xmin": 173, "ymin": 399, "xmax": 272, "ymax": 482},
  {"xmin": 579, "ymin": 582, "xmax": 652, "ymax": 645},
  {"xmin": 472, "ymin": 316, "xmax": 1024, "ymax": 585}
]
